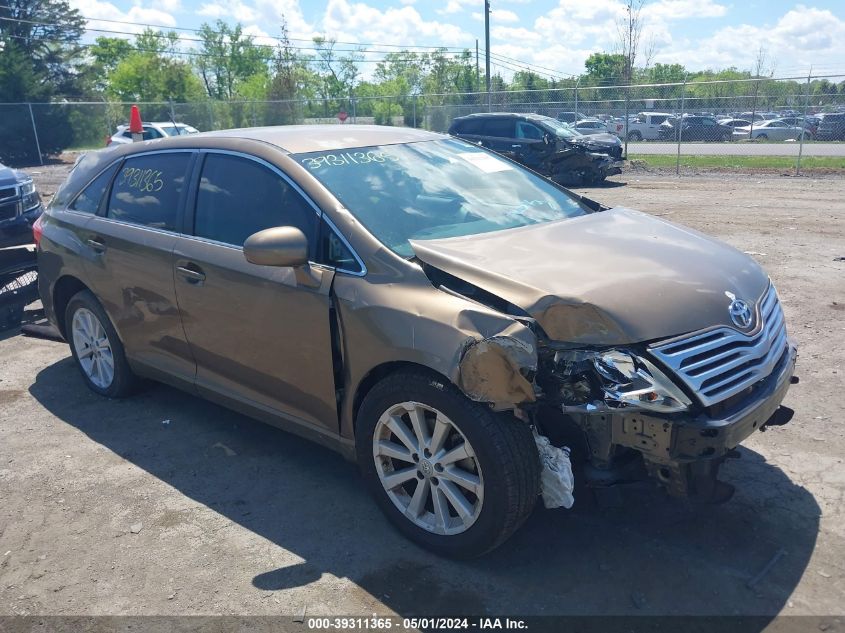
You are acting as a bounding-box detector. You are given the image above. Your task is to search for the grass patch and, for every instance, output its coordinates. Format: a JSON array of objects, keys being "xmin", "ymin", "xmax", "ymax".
[{"xmin": 629, "ymin": 154, "xmax": 845, "ymax": 170}]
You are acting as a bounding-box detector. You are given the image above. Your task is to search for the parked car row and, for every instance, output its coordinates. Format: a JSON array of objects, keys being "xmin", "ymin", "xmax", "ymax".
[{"xmin": 555, "ymin": 109, "xmax": 845, "ymax": 142}]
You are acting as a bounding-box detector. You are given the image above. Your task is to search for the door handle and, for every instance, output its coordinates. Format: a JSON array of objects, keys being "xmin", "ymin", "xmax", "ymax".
[
  {"xmin": 87, "ymin": 238, "xmax": 106, "ymax": 253},
  {"xmin": 175, "ymin": 264, "xmax": 206, "ymax": 284}
]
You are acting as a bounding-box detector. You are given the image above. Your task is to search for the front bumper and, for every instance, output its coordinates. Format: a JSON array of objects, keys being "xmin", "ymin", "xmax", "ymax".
[
  {"xmin": 0, "ymin": 206, "xmax": 42, "ymax": 249},
  {"xmin": 578, "ymin": 341, "xmax": 797, "ymax": 500}
]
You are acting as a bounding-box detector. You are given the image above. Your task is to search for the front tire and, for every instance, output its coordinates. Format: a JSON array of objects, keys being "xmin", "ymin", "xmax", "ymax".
[
  {"xmin": 356, "ymin": 370, "xmax": 540, "ymax": 558},
  {"xmin": 65, "ymin": 289, "xmax": 138, "ymax": 398}
]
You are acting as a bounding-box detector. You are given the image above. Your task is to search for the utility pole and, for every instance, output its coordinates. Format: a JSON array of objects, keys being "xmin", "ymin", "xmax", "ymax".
[
  {"xmin": 484, "ymin": 0, "xmax": 491, "ymax": 111},
  {"xmin": 476, "ymin": 39, "xmax": 480, "ymax": 93}
]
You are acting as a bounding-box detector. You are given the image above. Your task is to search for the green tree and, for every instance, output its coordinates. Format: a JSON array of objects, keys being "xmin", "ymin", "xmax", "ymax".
[
  {"xmin": 583, "ymin": 52, "xmax": 626, "ymax": 85},
  {"xmin": 107, "ymin": 30, "xmax": 205, "ymax": 102},
  {"xmin": 0, "ymin": 0, "xmax": 85, "ymax": 95},
  {"xmin": 195, "ymin": 20, "xmax": 271, "ymax": 100}
]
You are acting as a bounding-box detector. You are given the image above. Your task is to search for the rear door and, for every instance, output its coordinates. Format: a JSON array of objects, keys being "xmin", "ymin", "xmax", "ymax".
[
  {"xmin": 172, "ymin": 150, "xmax": 339, "ymax": 433},
  {"xmin": 479, "ymin": 117, "xmax": 517, "ymax": 156},
  {"xmin": 80, "ymin": 150, "xmax": 196, "ymax": 384},
  {"xmin": 646, "ymin": 115, "xmax": 667, "ymax": 139}
]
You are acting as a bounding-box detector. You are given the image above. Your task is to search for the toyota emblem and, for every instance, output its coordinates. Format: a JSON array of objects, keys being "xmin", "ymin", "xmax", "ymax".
[{"xmin": 725, "ymin": 292, "xmax": 754, "ymax": 329}]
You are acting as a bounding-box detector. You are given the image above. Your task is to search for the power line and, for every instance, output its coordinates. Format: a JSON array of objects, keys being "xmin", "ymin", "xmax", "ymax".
[
  {"xmin": 0, "ymin": 32, "xmax": 474, "ymax": 65},
  {"xmin": 0, "ymin": 14, "xmax": 470, "ymax": 53}
]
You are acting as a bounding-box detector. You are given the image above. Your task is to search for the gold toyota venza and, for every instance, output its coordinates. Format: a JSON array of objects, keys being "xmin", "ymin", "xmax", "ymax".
[{"xmin": 36, "ymin": 126, "xmax": 797, "ymax": 557}]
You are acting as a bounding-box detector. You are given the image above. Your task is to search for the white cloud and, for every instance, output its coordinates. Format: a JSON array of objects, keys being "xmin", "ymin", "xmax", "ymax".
[
  {"xmin": 493, "ymin": 9, "xmax": 520, "ymax": 23},
  {"xmin": 197, "ymin": 1, "xmax": 258, "ymax": 22},
  {"xmin": 70, "ymin": 0, "xmax": 177, "ymax": 35},
  {"xmin": 322, "ymin": 0, "xmax": 471, "ymax": 47},
  {"xmin": 437, "ymin": 0, "xmax": 476, "ymax": 15},
  {"xmin": 643, "ymin": 0, "xmax": 727, "ymax": 20},
  {"xmin": 659, "ymin": 4, "xmax": 845, "ymax": 72}
]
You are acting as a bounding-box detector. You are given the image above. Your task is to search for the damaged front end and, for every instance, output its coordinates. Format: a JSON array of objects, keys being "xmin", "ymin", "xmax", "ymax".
[
  {"xmin": 544, "ymin": 148, "xmax": 621, "ymax": 186},
  {"xmin": 536, "ymin": 338, "xmax": 797, "ymax": 503},
  {"xmin": 450, "ymin": 300, "xmax": 799, "ymax": 506}
]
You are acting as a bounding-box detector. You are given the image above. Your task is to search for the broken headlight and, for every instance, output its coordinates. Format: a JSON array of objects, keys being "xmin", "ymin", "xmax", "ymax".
[
  {"xmin": 552, "ymin": 349, "xmax": 690, "ymax": 413},
  {"xmin": 594, "ymin": 350, "xmax": 690, "ymax": 413}
]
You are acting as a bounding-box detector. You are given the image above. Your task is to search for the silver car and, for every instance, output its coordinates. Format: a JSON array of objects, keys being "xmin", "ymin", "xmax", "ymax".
[{"xmin": 732, "ymin": 119, "xmax": 807, "ymax": 141}]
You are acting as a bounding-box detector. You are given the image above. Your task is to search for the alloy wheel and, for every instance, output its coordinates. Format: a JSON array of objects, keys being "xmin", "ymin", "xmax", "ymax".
[
  {"xmin": 372, "ymin": 401, "xmax": 484, "ymax": 536},
  {"xmin": 71, "ymin": 307, "xmax": 114, "ymax": 389}
]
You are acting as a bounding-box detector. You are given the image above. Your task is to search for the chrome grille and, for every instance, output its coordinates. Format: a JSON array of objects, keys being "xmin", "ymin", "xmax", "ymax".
[{"xmin": 648, "ymin": 284, "xmax": 788, "ymax": 407}]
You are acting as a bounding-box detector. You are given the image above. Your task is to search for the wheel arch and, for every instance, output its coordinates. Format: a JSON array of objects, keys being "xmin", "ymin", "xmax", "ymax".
[
  {"xmin": 52, "ymin": 275, "xmax": 90, "ymax": 339},
  {"xmin": 351, "ymin": 361, "xmax": 453, "ymax": 434}
]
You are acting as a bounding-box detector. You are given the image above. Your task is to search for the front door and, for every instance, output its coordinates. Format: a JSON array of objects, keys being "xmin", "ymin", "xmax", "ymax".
[{"xmin": 172, "ymin": 151, "xmax": 339, "ymax": 433}]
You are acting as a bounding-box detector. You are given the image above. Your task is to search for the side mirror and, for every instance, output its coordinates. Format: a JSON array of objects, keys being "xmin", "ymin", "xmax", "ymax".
[{"xmin": 243, "ymin": 226, "xmax": 308, "ymax": 268}]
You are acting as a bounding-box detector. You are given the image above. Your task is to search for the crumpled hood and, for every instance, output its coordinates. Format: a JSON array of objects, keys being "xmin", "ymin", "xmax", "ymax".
[{"xmin": 410, "ymin": 207, "xmax": 770, "ymax": 345}]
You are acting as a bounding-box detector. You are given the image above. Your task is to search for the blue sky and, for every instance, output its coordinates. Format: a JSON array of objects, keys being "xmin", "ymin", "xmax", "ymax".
[{"xmin": 71, "ymin": 0, "xmax": 845, "ymax": 80}]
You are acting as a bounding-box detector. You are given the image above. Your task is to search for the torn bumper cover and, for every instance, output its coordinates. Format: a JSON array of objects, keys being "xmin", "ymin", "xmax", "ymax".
[
  {"xmin": 573, "ymin": 342, "xmax": 797, "ymax": 501},
  {"xmin": 458, "ymin": 325, "xmax": 537, "ymax": 410}
]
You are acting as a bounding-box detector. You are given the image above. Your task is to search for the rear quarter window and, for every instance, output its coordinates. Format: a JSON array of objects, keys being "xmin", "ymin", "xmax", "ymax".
[
  {"xmin": 69, "ymin": 162, "xmax": 120, "ymax": 214},
  {"xmin": 452, "ymin": 119, "xmax": 484, "ymax": 135},
  {"xmin": 107, "ymin": 152, "xmax": 192, "ymax": 231},
  {"xmin": 482, "ymin": 118, "xmax": 515, "ymax": 138}
]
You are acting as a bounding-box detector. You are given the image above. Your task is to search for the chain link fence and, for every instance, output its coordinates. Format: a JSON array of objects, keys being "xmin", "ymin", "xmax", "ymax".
[{"xmin": 2, "ymin": 74, "xmax": 843, "ymax": 173}]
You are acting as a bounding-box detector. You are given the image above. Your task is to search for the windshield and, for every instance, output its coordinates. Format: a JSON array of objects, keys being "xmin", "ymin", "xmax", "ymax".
[
  {"xmin": 540, "ymin": 118, "xmax": 582, "ymax": 139},
  {"xmin": 297, "ymin": 138, "xmax": 589, "ymax": 257}
]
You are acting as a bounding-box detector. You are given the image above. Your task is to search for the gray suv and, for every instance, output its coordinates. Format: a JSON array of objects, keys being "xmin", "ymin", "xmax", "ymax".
[{"xmin": 36, "ymin": 126, "xmax": 797, "ymax": 557}]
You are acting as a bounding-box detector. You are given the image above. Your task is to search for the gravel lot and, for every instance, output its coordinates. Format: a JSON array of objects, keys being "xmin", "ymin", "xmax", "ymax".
[{"xmin": 1, "ymin": 160, "xmax": 843, "ymax": 621}]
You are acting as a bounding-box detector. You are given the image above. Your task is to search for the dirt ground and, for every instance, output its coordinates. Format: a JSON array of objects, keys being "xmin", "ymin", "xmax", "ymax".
[{"xmin": 0, "ymin": 160, "xmax": 843, "ymax": 622}]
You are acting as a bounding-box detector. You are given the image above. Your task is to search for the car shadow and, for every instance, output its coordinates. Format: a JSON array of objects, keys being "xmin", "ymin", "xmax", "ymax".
[{"xmin": 29, "ymin": 357, "xmax": 819, "ymax": 621}]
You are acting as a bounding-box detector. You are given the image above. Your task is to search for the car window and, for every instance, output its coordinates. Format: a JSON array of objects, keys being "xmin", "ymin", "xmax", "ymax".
[
  {"xmin": 516, "ymin": 121, "xmax": 544, "ymax": 140},
  {"xmin": 296, "ymin": 138, "xmax": 588, "ymax": 258},
  {"xmin": 702, "ymin": 118, "xmax": 716, "ymax": 126},
  {"xmin": 652, "ymin": 115, "xmax": 668, "ymax": 125},
  {"xmin": 317, "ymin": 217, "xmax": 362, "ymax": 273},
  {"xmin": 69, "ymin": 162, "xmax": 120, "ymax": 214},
  {"xmin": 121, "ymin": 131, "xmax": 132, "ymax": 139},
  {"xmin": 193, "ymin": 153, "xmax": 317, "ymax": 248},
  {"xmin": 482, "ymin": 118, "xmax": 515, "ymax": 138},
  {"xmin": 107, "ymin": 152, "xmax": 191, "ymax": 231},
  {"xmin": 454, "ymin": 119, "xmax": 483, "ymax": 135}
]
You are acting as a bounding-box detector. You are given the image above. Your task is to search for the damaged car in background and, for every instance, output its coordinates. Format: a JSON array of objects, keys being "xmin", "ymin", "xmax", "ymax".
[
  {"xmin": 36, "ymin": 126, "xmax": 796, "ymax": 558},
  {"xmin": 449, "ymin": 112, "xmax": 624, "ymax": 185}
]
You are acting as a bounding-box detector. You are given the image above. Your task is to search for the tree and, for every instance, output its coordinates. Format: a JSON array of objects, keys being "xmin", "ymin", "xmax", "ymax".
[
  {"xmin": 268, "ymin": 19, "xmax": 316, "ymax": 123},
  {"xmin": 0, "ymin": 0, "xmax": 86, "ymax": 162},
  {"xmin": 195, "ymin": 20, "xmax": 271, "ymax": 100},
  {"xmin": 583, "ymin": 53, "xmax": 626, "ymax": 85},
  {"xmin": 107, "ymin": 29, "xmax": 205, "ymax": 102},
  {"xmin": 0, "ymin": 0, "xmax": 85, "ymax": 94},
  {"xmin": 615, "ymin": 0, "xmax": 647, "ymax": 86}
]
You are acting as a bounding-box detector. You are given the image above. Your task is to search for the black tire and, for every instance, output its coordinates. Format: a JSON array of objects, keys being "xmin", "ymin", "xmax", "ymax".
[
  {"xmin": 65, "ymin": 289, "xmax": 138, "ymax": 398},
  {"xmin": 356, "ymin": 369, "xmax": 540, "ymax": 558},
  {"xmin": 757, "ymin": 133, "xmax": 768, "ymax": 141},
  {"xmin": 628, "ymin": 131, "xmax": 642, "ymax": 141}
]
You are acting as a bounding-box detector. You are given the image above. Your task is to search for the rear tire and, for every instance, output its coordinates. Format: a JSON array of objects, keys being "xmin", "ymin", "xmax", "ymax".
[
  {"xmin": 628, "ymin": 131, "xmax": 642, "ymax": 141},
  {"xmin": 65, "ymin": 289, "xmax": 138, "ymax": 398},
  {"xmin": 356, "ymin": 369, "xmax": 540, "ymax": 558}
]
